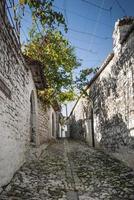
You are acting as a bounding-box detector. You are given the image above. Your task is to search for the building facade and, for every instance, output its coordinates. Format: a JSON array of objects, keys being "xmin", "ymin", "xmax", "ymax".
[
  {"xmin": 69, "ymin": 17, "xmax": 134, "ymax": 168},
  {"xmin": 0, "ymin": 1, "xmax": 60, "ymax": 190}
]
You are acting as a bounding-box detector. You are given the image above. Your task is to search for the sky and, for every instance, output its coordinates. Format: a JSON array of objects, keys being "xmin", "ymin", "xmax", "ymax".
[
  {"xmin": 7, "ymin": 0, "xmax": 134, "ymax": 116},
  {"xmin": 55, "ymin": 0, "xmax": 134, "ymax": 116}
]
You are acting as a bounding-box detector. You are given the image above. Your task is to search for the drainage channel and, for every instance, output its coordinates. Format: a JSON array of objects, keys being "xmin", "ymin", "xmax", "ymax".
[{"xmin": 64, "ymin": 139, "xmax": 79, "ymax": 200}]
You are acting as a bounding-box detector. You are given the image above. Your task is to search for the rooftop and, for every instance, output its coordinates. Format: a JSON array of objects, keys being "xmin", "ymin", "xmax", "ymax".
[{"xmin": 24, "ymin": 55, "xmax": 47, "ymax": 90}]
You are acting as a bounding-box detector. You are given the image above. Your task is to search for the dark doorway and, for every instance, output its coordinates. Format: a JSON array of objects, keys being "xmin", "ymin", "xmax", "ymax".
[
  {"xmin": 52, "ymin": 113, "xmax": 55, "ymax": 137},
  {"xmin": 91, "ymin": 108, "xmax": 95, "ymax": 147},
  {"xmin": 30, "ymin": 91, "xmax": 36, "ymax": 143}
]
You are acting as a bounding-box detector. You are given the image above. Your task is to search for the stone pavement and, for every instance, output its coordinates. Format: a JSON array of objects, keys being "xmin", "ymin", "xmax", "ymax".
[{"xmin": 0, "ymin": 139, "xmax": 134, "ymax": 200}]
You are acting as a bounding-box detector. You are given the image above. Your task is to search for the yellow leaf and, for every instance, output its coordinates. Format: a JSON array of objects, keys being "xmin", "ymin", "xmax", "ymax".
[{"xmin": 19, "ymin": 0, "xmax": 25, "ymax": 5}]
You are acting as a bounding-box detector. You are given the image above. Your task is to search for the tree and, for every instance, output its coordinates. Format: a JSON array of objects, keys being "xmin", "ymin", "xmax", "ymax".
[
  {"xmin": 16, "ymin": 0, "xmax": 96, "ymax": 103},
  {"xmin": 18, "ymin": 0, "xmax": 67, "ymax": 32},
  {"xmin": 75, "ymin": 67, "xmax": 99, "ymax": 96},
  {"xmin": 24, "ymin": 30, "xmax": 80, "ymax": 104}
]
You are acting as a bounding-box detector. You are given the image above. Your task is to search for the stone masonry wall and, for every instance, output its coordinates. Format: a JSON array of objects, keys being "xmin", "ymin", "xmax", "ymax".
[
  {"xmin": 37, "ymin": 98, "xmax": 50, "ymax": 144},
  {"xmin": 37, "ymin": 99, "xmax": 58, "ymax": 143},
  {"xmin": 69, "ymin": 18, "xmax": 134, "ymax": 168},
  {"xmin": 69, "ymin": 94, "xmax": 94, "ymax": 146},
  {"xmin": 91, "ymin": 19, "xmax": 134, "ymax": 152},
  {"xmin": 0, "ymin": 1, "xmax": 59, "ymax": 188},
  {"xmin": 0, "ymin": 4, "xmax": 37, "ymax": 189},
  {"xmin": 70, "ymin": 97, "xmax": 90, "ymax": 140}
]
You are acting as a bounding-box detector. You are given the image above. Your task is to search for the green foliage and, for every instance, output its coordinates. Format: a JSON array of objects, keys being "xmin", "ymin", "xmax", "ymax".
[
  {"xmin": 18, "ymin": 0, "xmax": 67, "ymax": 32},
  {"xmin": 75, "ymin": 67, "xmax": 98, "ymax": 94},
  {"xmin": 16, "ymin": 1, "xmax": 99, "ymax": 104},
  {"xmin": 24, "ymin": 30, "xmax": 80, "ymax": 104},
  {"xmin": 58, "ymin": 90, "xmax": 77, "ymax": 102}
]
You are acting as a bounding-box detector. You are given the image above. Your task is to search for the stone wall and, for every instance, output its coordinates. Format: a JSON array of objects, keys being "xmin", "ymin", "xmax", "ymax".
[
  {"xmin": 69, "ymin": 97, "xmax": 89, "ymax": 140},
  {"xmin": 0, "ymin": 4, "xmax": 37, "ymax": 188},
  {"xmin": 38, "ymin": 102, "xmax": 58, "ymax": 141},
  {"xmin": 91, "ymin": 18, "xmax": 134, "ymax": 152},
  {"xmin": 28, "ymin": 100, "xmax": 59, "ymax": 161},
  {"xmin": 37, "ymin": 99, "xmax": 59, "ymax": 144},
  {"xmin": 37, "ymin": 99, "xmax": 50, "ymax": 144},
  {"xmin": 69, "ymin": 93, "xmax": 94, "ymax": 146},
  {"xmin": 0, "ymin": 1, "xmax": 61, "ymax": 189},
  {"xmin": 69, "ymin": 17, "xmax": 134, "ymax": 168}
]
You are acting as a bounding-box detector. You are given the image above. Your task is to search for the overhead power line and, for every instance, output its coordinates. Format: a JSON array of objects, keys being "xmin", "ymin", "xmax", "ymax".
[
  {"xmin": 68, "ymin": 35, "xmax": 104, "ymax": 45},
  {"xmin": 68, "ymin": 27, "xmax": 111, "ymax": 40},
  {"xmin": 81, "ymin": 59, "xmax": 102, "ymax": 62},
  {"xmin": 35, "ymin": 20, "xmax": 43, "ymax": 36},
  {"xmin": 27, "ymin": 9, "xmax": 43, "ymax": 36},
  {"xmin": 75, "ymin": 46, "xmax": 97, "ymax": 54},
  {"xmin": 54, "ymin": 5, "xmax": 112, "ymax": 28},
  {"xmin": 81, "ymin": 0, "xmax": 112, "ymax": 12},
  {"xmin": 5, "ymin": 0, "xmax": 20, "ymax": 43},
  {"xmin": 7, "ymin": 0, "xmax": 13, "ymax": 8},
  {"xmin": 114, "ymin": 0, "xmax": 127, "ymax": 16},
  {"xmin": 88, "ymin": 0, "xmax": 105, "ymax": 50},
  {"xmin": 21, "ymin": 27, "xmax": 29, "ymax": 42},
  {"xmin": 63, "ymin": 0, "xmax": 68, "ymax": 26}
]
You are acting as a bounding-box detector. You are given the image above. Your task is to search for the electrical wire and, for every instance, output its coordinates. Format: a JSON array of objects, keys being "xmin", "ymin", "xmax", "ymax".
[
  {"xmin": 8, "ymin": 0, "xmax": 12, "ymax": 7},
  {"xmin": 20, "ymin": 3, "xmax": 111, "ymax": 41},
  {"xmin": 63, "ymin": 0, "xmax": 68, "ymax": 26},
  {"xmin": 75, "ymin": 46, "xmax": 97, "ymax": 54},
  {"xmin": 68, "ymin": 35, "xmax": 105, "ymax": 45},
  {"xmin": 114, "ymin": 0, "xmax": 127, "ymax": 16},
  {"xmin": 81, "ymin": 0, "xmax": 111, "ymax": 12},
  {"xmin": 35, "ymin": 20, "xmax": 43, "ymax": 36},
  {"xmin": 68, "ymin": 27, "xmax": 111, "ymax": 40},
  {"xmin": 21, "ymin": 27, "xmax": 29, "ymax": 42},
  {"xmin": 88, "ymin": 0, "xmax": 105, "ymax": 50},
  {"xmin": 5, "ymin": 0, "xmax": 20, "ymax": 39},
  {"xmin": 54, "ymin": 5, "xmax": 112, "ymax": 28}
]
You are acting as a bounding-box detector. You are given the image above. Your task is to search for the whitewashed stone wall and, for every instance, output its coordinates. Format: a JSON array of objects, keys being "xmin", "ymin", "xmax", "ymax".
[
  {"xmin": 37, "ymin": 99, "xmax": 50, "ymax": 144},
  {"xmin": 91, "ymin": 18, "xmax": 134, "ymax": 152},
  {"xmin": 0, "ymin": 1, "xmax": 60, "ymax": 189},
  {"xmin": 37, "ymin": 100, "xmax": 58, "ymax": 143},
  {"xmin": 69, "ymin": 94, "xmax": 94, "ymax": 146},
  {"xmin": 70, "ymin": 97, "xmax": 89, "ymax": 140},
  {"xmin": 0, "ymin": 4, "xmax": 37, "ymax": 189},
  {"xmin": 69, "ymin": 17, "xmax": 134, "ymax": 167}
]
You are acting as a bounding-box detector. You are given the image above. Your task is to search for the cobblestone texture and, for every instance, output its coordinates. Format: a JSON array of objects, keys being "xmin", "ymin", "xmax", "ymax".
[
  {"xmin": 67, "ymin": 140, "xmax": 134, "ymax": 200},
  {"xmin": 0, "ymin": 140, "xmax": 134, "ymax": 200}
]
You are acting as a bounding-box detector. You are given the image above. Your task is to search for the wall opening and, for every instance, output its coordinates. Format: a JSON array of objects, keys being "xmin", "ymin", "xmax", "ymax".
[
  {"xmin": 91, "ymin": 108, "xmax": 95, "ymax": 147},
  {"xmin": 30, "ymin": 90, "xmax": 36, "ymax": 143},
  {"xmin": 52, "ymin": 113, "xmax": 55, "ymax": 137}
]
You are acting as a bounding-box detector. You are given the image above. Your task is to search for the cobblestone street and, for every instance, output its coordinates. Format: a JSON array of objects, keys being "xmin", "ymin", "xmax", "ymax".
[{"xmin": 0, "ymin": 139, "xmax": 134, "ymax": 200}]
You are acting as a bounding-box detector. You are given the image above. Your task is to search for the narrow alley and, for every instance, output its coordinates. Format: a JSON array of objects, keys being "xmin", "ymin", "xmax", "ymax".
[
  {"xmin": 0, "ymin": 1, "xmax": 134, "ymax": 200},
  {"xmin": 0, "ymin": 140, "xmax": 134, "ymax": 200}
]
